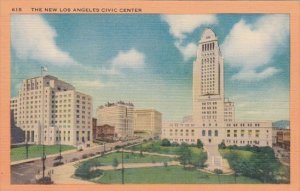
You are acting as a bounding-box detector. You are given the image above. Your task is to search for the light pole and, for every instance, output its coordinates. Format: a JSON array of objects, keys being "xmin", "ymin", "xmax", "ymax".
[
  {"xmin": 25, "ymin": 140, "xmax": 29, "ymax": 159},
  {"xmin": 40, "ymin": 66, "xmax": 47, "ymax": 180},
  {"xmin": 59, "ymin": 130, "xmax": 62, "ymax": 163},
  {"xmin": 121, "ymin": 143, "xmax": 124, "ymax": 184}
]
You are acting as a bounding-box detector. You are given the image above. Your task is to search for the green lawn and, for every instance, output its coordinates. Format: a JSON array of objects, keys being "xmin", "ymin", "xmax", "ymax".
[
  {"xmin": 128, "ymin": 140, "xmax": 203, "ymax": 156},
  {"xmin": 96, "ymin": 166, "xmax": 261, "ymax": 184},
  {"xmin": 219, "ymin": 149, "xmax": 253, "ymax": 159},
  {"xmin": 79, "ymin": 151, "xmax": 173, "ymax": 166},
  {"xmin": 11, "ymin": 144, "xmax": 76, "ymax": 161}
]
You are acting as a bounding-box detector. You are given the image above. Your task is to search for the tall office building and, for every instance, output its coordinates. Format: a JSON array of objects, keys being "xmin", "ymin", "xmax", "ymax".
[
  {"xmin": 10, "ymin": 75, "xmax": 93, "ymax": 147},
  {"xmin": 162, "ymin": 28, "xmax": 272, "ymax": 147},
  {"xmin": 133, "ymin": 109, "xmax": 162, "ymax": 137},
  {"xmin": 96, "ymin": 101, "xmax": 134, "ymax": 139},
  {"xmin": 193, "ymin": 28, "xmax": 225, "ymax": 125}
]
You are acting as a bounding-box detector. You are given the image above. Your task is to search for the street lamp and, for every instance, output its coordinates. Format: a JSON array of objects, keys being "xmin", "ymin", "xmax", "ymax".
[
  {"xmin": 40, "ymin": 66, "xmax": 47, "ymax": 180},
  {"xmin": 25, "ymin": 140, "xmax": 29, "ymax": 159},
  {"xmin": 59, "ymin": 130, "xmax": 62, "ymax": 163},
  {"xmin": 121, "ymin": 141, "xmax": 124, "ymax": 184}
]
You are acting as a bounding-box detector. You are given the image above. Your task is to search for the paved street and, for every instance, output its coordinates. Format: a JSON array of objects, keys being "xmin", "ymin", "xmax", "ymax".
[{"xmin": 11, "ymin": 139, "xmax": 143, "ymax": 184}]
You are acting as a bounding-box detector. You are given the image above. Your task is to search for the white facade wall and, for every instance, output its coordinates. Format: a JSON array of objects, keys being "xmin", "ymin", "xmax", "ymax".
[
  {"xmin": 10, "ymin": 75, "xmax": 93, "ymax": 147},
  {"xmin": 162, "ymin": 121, "xmax": 272, "ymax": 147}
]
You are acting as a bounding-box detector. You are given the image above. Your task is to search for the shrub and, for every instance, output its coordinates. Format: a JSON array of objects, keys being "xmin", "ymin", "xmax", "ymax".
[
  {"xmin": 75, "ymin": 163, "xmax": 102, "ymax": 180},
  {"xmin": 197, "ymin": 139, "xmax": 204, "ymax": 149},
  {"xmin": 112, "ymin": 158, "xmax": 119, "ymax": 169},
  {"xmin": 190, "ymin": 151, "xmax": 207, "ymax": 169},
  {"xmin": 163, "ymin": 161, "xmax": 168, "ymax": 168},
  {"xmin": 115, "ymin": 145, "xmax": 122, "ymax": 149},
  {"xmin": 71, "ymin": 157, "xmax": 79, "ymax": 162},
  {"xmin": 218, "ymin": 141, "xmax": 226, "ymax": 149},
  {"xmin": 82, "ymin": 154, "xmax": 88, "ymax": 159},
  {"xmin": 89, "ymin": 153, "xmax": 95, "ymax": 157},
  {"xmin": 171, "ymin": 142, "xmax": 179, "ymax": 147},
  {"xmin": 161, "ymin": 139, "xmax": 171, "ymax": 146},
  {"xmin": 177, "ymin": 144, "xmax": 192, "ymax": 169},
  {"xmin": 214, "ymin": 169, "xmax": 223, "ymax": 174}
]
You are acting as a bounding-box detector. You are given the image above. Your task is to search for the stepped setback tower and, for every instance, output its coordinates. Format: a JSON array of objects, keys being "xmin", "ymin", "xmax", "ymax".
[{"xmin": 162, "ymin": 28, "xmax": 272, "ymax": 147}]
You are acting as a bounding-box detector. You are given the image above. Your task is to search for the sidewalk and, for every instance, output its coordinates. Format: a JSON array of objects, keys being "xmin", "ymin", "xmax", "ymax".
[
  {"xmin": 123, "ymin": 150, "xmax": 178, "ymax": 158},
  {"xmin": 204, "ymin": 144, "xmax": 232, "ymax": 173},
  {"xmin": 94, "ymin": 161, "xmax": 179, "ymax": 171},
  {"xmin": 49, "ymin": 162, "xmax": 96, "ymax": 184}
]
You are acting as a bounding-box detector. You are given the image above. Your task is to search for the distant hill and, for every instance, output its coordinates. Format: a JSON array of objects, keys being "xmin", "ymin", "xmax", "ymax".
[{"xmin": 272, "ymin": 120, "xmax": 290, "ymax": 129}]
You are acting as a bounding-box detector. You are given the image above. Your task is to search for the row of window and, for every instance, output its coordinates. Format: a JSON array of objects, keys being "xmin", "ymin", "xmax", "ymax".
[
  {"xmin": 201, "ymin": 57, "xmax": 216, "ymax": 64},
  {"xmin": 169, "ymin": 123, "xmax": 195, "ymax": 127},
  {"xmin": 202, "ymin": 130, "xmax": 218, "ymax": 137},
  {"xmin": 226, "ymin": 123, "xmax": 261, "ymax": 127},
  {"xmin": 202, "ymin": 42, "xmax": 215, "ymax": 52}
]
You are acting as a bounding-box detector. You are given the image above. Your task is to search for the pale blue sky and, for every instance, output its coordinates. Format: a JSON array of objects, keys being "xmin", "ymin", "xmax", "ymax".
[{"xmin": 11, "ymin": 14, "xmax": 290, "ymax": 121}]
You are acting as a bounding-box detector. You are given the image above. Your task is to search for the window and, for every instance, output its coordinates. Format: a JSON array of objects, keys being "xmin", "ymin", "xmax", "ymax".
[
  {"xmin": 208, "ymin": 130, "xmax": 212, "ymax": 137},
  {"xmin": 202, "ymin": 130, "xmax": 205, "ymax": 136},
  {"xmin": 214, "ymin": 130, "xmax": 218, "ymax": 137}
]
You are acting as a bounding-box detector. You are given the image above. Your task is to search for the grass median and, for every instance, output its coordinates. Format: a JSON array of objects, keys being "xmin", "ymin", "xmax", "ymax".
[{"xmin": 11, "ymin": 144, "xmax": 76, "ymax": 161}]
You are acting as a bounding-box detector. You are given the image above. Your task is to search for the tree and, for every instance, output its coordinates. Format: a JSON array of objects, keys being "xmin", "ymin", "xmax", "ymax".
[
  {"xmin": 177, "ymin": 143, "xmax": 192, "ymax": 169},
  {"xmin": 112, "ymin": 158, "xmax": 119, "ymax": 169},
  {"xmin": 218, "ymin": 141, "xmax": 226, "ymax": 149},
  {"xmin": 197, "ymin": 139, "xmax": 204, "ymax": 149},
  {"xmin": 198, "ymin": 152, "xmax": 208, "ymax": 168},
  {"xmin": 161, "ymin": 139, "xmax": 171, "ymax": 146},
  {"xmin": 139, "ymin": 145, "xmax": 144, "ymax": 157},
  {"xmin": 163, "ymin": 161, "xmax": 168, "ymax": 168}
]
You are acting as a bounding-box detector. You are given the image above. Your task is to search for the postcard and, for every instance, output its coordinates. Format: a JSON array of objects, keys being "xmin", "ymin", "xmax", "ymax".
[{"xmin": 0, "ymin": 1, "xmax": 299, "ymax": 191}]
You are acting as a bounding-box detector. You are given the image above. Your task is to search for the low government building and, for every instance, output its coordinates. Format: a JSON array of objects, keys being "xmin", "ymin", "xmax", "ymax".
[
  {"xmin": 133, "ymin": 109, "xmax": 162, "ymax": 137},
  {"xmin": 161, "ymin": 28, "xmax": 272, "ymax": 147}
]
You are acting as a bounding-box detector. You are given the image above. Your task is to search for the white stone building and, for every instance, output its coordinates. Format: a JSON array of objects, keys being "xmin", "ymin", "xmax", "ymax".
[
  {"xmin": 162, "ymin": 28, "xmax": 272, "ymax": 147},
  {"xmin": 10, "ymin": 75, "xmax": 93, "ymax": 147},
  {"xmin": 96, "ymin": 101, "xmax": 134, "ymax": 139}
]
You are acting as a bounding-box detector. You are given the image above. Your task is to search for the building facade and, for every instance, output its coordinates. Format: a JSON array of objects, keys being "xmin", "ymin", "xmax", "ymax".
[
  {"xmin": 162, "ymin": 28, "xmax": 272, "ymax": 147},
  {"xmin": 133, "ymin": 109, "xmax": 162, "ymax": 137},
  {"xmin": 10, "ymin": 75, "xmax": 93, "ymax": 147},
  {"xmin": 96, "ymin": 101, "xmax": 134, "ymax": 139},
  {"xmin": 274, "ymin": 128, "xmax": 290, "ymax": 150},
  {"xmin": 93, "ymin": 124, "xmax": 115, "ymax": 141}
]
